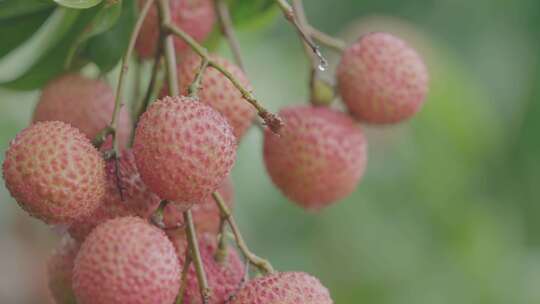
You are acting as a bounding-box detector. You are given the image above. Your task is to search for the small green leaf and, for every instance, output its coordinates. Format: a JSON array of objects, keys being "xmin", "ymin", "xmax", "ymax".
[
  {"xmin": 0, "ymin": 0, "xmax": 54, "ymax": 20},
  {"xmin": 0, "ymin": 7, "xmax": 80, "ymax": 83},
  {"xmin": 81, "ymin": 0, "xmax": 136, "ymax": 72},
  {"xmin": 53, "ymin": 0, "xmax": 104, "ymax": 9}
]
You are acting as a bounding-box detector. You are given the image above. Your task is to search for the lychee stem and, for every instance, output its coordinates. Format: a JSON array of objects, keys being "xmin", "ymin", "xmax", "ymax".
[
  {"xmin": 162, "ymin": 23, "xmax": 284, "ymax": 134},
  {"xmin": 214, "ymin": 0, "xmax": 246, "ymax": 71},
  {"xmin": 175, "ymin": 250, "xmax": 192, "ymax": 304},
  {"xmin": 188, "ymin": 58, "xmax": 209, "ymax": 97},
  {"xmin": 307, "ymin": 25, "xmax": 346, "ymax": 53},
  {"xmin": 214, "ymin": 216, "xmax": 228, "ymax": 263},
  {"xmin": 134, "ymin": 38, "xmax": 164, "ymax": 127},
  {"xmin": 212, "ymin": 192, "xmax": 275, "ymax": 274},
  {"xmin": 184, "ymin": 211, "xmax": 211, "ymax": 304},
  {"xmin": 158, "ymin": 0, "xmax": 179, "ymax": 96}
]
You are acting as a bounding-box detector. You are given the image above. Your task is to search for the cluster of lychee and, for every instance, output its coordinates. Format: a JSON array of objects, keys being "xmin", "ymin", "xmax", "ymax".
[{"xmin": 2, "ymin": 1, "xmax": 428, "ymax": 303}]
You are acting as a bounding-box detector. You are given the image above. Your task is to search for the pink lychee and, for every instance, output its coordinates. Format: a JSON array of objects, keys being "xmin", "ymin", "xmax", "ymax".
[
  {"xmin": 33, "ymin": 74, "xmax": 132, "ymax": 148},
  {"xmin": 133, "ymin": 96, "xmax": 237, "ymax": 206},
  {"xmin": 135, "ymin": 0, "xmax": 215, "ymax": 58},
  {"xmin": 231, "ymin": 272, "xmax": 333, "ymax": 304},
  {"xmin": 337, "ymin": 32, "xmax": 429, "ymax": 124},
  {"xmin": 73, "ymin": 217, "xmax": 181, "ymax": 304},
  {"xmin": 263, "ymin": 105, "xmax": 367, "ymax": 210},
  {"xmin": 2, "ymin": 121, "xmax": 106, "ymax": 224}
]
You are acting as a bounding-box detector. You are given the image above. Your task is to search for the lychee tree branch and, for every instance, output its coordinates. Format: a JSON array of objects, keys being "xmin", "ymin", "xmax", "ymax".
[
  {"xmin": 307, "ymin": 25, "xmax": 346, "ymax": 53},
  {"xmin": 158, "ymin": 0, "xmax": 179, "ymax": 95},
  {"xmin": 162, "ymin": 23, "xmax": 284, "ymax": 134},
  {"xmin": 212, "ymin": 192, "xmax": 275, "ymax": 274},
  {"xmin": 184, "ymin": 211, "xmax": 211, "ymax": 303},
  {"xmin": 188, "ymin": 58, "xmax": 209, "ymax": 97},
  {"xmin": 214, "ymin": 0, "xmax": 245, "ymax": 71},
  {"xmin": 175, "ymin": 250, "xmax": 192, "ymax": 304}
]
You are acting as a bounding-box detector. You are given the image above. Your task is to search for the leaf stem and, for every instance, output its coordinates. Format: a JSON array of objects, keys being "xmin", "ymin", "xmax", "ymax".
[
  {"xmin": 163, "ymin": 23, "xmax": 284, "ymax": 134},
  {"xmin": 212, "ymin": 192, "xmax": 274, "ymax": 274},
  {"xmin": 215, "ymin": 0, "xmax": 245, "ymax": 71},
  {"xmin": 184, "ymin": 211, "xmax": 211, "ymax": 304}
]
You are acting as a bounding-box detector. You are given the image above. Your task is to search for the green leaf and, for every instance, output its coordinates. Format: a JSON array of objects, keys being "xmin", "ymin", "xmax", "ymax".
[
  {"xmin": 0, "ymin": 7, "xmax": 80, "ymax": 83},
  {"xmin": 1, "ymin": 6, "xmax": 103, "ymax": 90},
  {"xmin": 53, "ymin": 0, "xmax": 104, "ymax": 9},
  {"xmin": 0, "ymin": 9, "xmax": 52, "ymax": 57},
  {"xmin": 81, "ymin": 0, "xmax": 136, "ymax": 72},
  {"xmin": 64, "ymin": 1, "xmax": 122, "ymax": 68},
  {"xmin": 228, "ymin": 0, "xmax": 278, "ymax": 29},
  {"xmin": 0, "ymin": 0, "xmax": 54, "ymax": 20}
]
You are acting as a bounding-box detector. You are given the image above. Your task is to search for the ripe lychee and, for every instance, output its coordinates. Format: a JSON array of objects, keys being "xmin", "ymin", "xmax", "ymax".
[
  {"xmin": 231, "ymin": 272, "xmax": 333, "ymax": 304},
  {"xmin": 175, "ymin": 53, "xmax": 256, "ymax": 139},
  {"xmin": 337, "ymin": 32, "xmax": 428, "ymax": 124},
  {"xmin": 163, "ymin": 176, "xmax": 234, "ymax": 235},
  {"xmin": 133, "ymin": 96, "xmax": 237, "ymax": 205},
  {"xmin": 263, "ymin": 106, "xmax": 367, "ymax": 210},
  {"xmin": 135, "ymin": 0, "xmax": 215, "ymax": 58},
  {"xmin": 33, "ymin": 74, "xmax": 132, "ymax": 148},
  {"xmin": 73, "ymin": 217, "xmax": 180, "ymax": 304},
  {"xmin": 47, "ymin": 235, "xmax": 79, "ymax": 304},
  {"xmin": 2, "ymin": 121, "xmax": 106, "ymax": 223},
  {"xmin": 169, "ymin": 234, "xmax": 245, "ymax": 304}
]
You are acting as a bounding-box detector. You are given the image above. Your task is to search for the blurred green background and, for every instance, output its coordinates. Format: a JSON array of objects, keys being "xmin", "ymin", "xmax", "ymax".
[{"xmin": 1, "ymin": 0, "xmax": 540, "ymax": 303}]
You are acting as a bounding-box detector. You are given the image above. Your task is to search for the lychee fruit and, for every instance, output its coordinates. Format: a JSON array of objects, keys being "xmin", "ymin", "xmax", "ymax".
[
  {"xmin": 47, "ymin": 235, "xmax": 79, "ymax": 304},
  {"xmin": 135, "ymin": 0, "xmax": 215, "ymax": 59},
  {"xmin": 337, "ymin": 32, "xmax": 429, "ymax": 124},
  {"xmin": 73, "ymin": 217, "xmax": 181, "ymax": 304},
  {"xmin": 33, "ymin": 74, "xmax": 132, "ymax": 148},
  {"xmin": 133, "ymin": 96, "xmax": 237, "ymax": 206},
  {"xmin": 169, "ymin": 234, "xmax": 245, "ymax": 304},
  {"xmin": 2, "ymin": 121, "xmax": 106, "ymax": 223},
  {"xmin": 163, "ymin": 176, "xmax": 234, "ymax": 235},
  {"xmin": 175, "ymin": 53, "xmax": 256, "ymax": 140},
  {"xmin": 263, "ymin": 105, "xmax": 367, "ymax": 210},
  {"xmin": 231, "ymin": 272, "xmax": 333, "ymax": 304}
]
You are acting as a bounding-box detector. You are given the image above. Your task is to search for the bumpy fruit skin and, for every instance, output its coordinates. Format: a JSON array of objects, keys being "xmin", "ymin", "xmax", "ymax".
[
  {"xmin": 231, "ymin": 272, "xmax": 333, "ymax": 304},
  {"xmin": 163, "ymin": 176, "xmax": 234, "ymax": 234},
  {"xmin": 135, "ymin": 0, "xmax": 215, "ymax": 58},
  {"xmin": 170, "ymin": 234, "xmax": 245, "ymax": 304},
  {"xmin": 263, "ymin": 106, "xmax": 367, "ymax": 210},
  {"xmin": 2, "ymin": 121, "xmax": 106, "ymax": 223},
  {"xmin": 33, "ymin": 74, "xmax": 132, "ymax": 148},
  {"xmin": 133, "ymin": 96, "xmax": 237, "ymax": 205},
  {"xmin": 47, "ymin": 236, "xmax": 79, "ymax": 304},
  {"xmin": 337, "ymin": 32, "xmax": 428, "ymax": 124},
  {"xmin": 73, "ymin": 217, "xmax": 180, "ymax": 304},
  {"xmin": 176, "ymin": 53, "xmax": 256, "ymax": 139}
]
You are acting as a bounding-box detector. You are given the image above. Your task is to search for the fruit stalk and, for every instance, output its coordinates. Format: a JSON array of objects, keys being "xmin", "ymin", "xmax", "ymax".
[
  {"xmin": 163, "ymin": 22, "xmax": 284, "ymax": 134},
  {"xmin": 212, "ymin": 192, "xmax": 275, "ymax": 274},
  {"xmin": 184, "ymin": 211, "xmax": 211, "ymax": 304},
  {"xmin": 188, "ymin": 58, "xmax": 209, "ymax": 97},
  {"xmin": 175, "ymin": 242, "xmax": 192, "ymax": 304},
  {"xmin": 135, "ymin": 38, "xmax": 163, "ymax": 125},
  {"xmin": 307, "ymin": 25, "xmax": 346, "ymax": 53},
  {"xmin": 215, "ymin": 0, "xmax": 246, "ymax": 71},
  {"xmin": 214, "ymin": 216, "xmax": 228, "ymax": 263},
  {"xmin": 158, "ymin": 0, "xmax": 179, "ymax": 96}
]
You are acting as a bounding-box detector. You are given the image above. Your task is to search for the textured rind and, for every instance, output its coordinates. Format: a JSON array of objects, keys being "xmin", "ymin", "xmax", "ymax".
[
  {"xmin": 337, "ymin": 32, "xmax": 428, "ymax": 124},
  {"xmin": 47, "ymin": 235, "xmax": 79, "ymax": 304},
  {"xmin": 176, "ymin": 53, "xmax": 256, "ymax": 140},
  {"xmin": 2, "ymin": 121, "xmax": 106, "ymax": 223},
  {"xmin": 33, "ymin": 74, "xmax": 132, "ymax": 148},
  {"xmin": 73, "ymin": 217, "xmax": 181, "ymax": 304},
  {"xmin": 263, "ymin": 106, "xmax": 367, "ymax": 210},
  {"xmin": 135, "ymin": 0, "xmax": 215, "ymax": 58},
  {"xmin": 169, "ymin": 234, "xmax": 245, "ymax": 304},
  {"xmin": 231, "ymin": 272, "xmax": 333, "ymax": 304},
  {"xmin": 163, "ymin": 176, "xmax": 234, "ymax": 235},
  {"xmin": 133, "ymin": 96, "xmax": 237, "ymax": 204}
]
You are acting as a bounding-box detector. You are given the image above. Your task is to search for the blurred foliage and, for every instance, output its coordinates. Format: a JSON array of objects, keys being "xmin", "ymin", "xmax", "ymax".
[{"xmin": 1, "ymin": 0, "xmax": 540, "ymax": 303}]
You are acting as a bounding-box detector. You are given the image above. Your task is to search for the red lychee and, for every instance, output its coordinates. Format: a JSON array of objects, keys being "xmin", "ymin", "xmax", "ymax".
[
  {"xmin": 231, "ymin": 272, "xmax": 333, "ymax": 304},
  {"xmin": 47, "ymin": 235, "xmax": 79, "ymax": 304},
  {"xmin": 163, "ymin": 176, "xmax": 234, "ymax": 235},
  {"xmin": 169, "ymin": 234, "xmax": 245, "ymax": 304},
  {"xmin": 263, "ymin": 105, "xmax": 367, "ymax": 210},
  {"xmin": 2, "ymin": 121, "xmax": 106, "ymax": 223},
  {"xmin": 33, "ymin": 74, "xmax": 132, "ymax": 148},
  {"xmin": 175, "ymin": 53, "xmax": 256, "ymax": 140},
  {"xmin": 133, "ymin": 96, "xmax": 237, "ymax": 206},
  {"xmin": 135, "ymin": 0, "xmax": 215, "ymax": 58},
  {"xmin": 337, "ymin": 32, "xmax": 428, "ymax": 124},
  {"xmin": 73, "ymin": 217, "xmax": 180, "ymax": 304}
]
